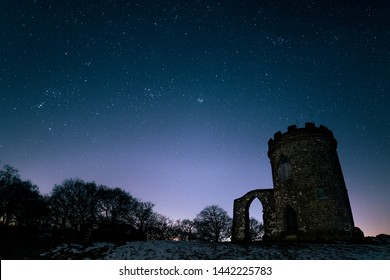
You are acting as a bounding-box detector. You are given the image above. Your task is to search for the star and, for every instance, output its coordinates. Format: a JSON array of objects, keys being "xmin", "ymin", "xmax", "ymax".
[{"xmin": 197, "ymin": 98, "xmax": 204, "ymax": 104}]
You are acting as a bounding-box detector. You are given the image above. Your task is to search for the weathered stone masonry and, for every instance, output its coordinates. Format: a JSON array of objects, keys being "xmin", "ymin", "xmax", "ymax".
[{"xmin": 232, "ymin": 123, "xmax": 363, "ymax": 242}]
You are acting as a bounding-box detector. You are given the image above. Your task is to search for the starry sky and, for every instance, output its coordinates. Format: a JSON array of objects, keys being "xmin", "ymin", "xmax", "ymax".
[{"xmin": 1, "ymin": 0, "xmax": 389, "ymax": 236}]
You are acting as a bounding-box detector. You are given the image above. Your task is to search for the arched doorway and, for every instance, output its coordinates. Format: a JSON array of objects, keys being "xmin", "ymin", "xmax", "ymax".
[
  {"xmin": 248, "ymin": 198, "xmax": 264, "ymax": 241},
  {"xmin": 285, "ymin": 206, "xmax": 297, "ymax": 235},
  {"xmin": 232, "ymin": 189, "xmax": 275, "ymax": 242}
]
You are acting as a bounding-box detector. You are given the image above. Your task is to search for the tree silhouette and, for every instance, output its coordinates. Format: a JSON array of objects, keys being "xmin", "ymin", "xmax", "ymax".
[
  {"xmin": 249, "ymin": 217, "xmax": 264, "ymax": 241},
  {"xmin": 0, "ymin": 165, "xmax": 48, "ymax": 226},
  {"xmin": 130, "ymin": 200, "xmax": 157, "ymax": 233},
  {"xmin": 147, "ymin": 214, "xmax": 175, "ymax": 240},
  {"xmin": 49, "ymin": 178, "xmax": 99, "ymax": 232},
  {"xmin": 175, "ymin": 219, "xmax": 196, "ymax": 240},
  {"xmin": 194, "ymin": 205, "xmax": 232, "ymax": 242},
  {"xmin": 96, "ymin": 185, "xmax": 137, "ymax": 226}
]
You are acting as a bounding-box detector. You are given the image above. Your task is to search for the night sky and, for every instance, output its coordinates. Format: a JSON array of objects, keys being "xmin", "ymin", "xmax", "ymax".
[{"xmin": 1, "ymin": 1, "xmax": 389, "ymax": 236}]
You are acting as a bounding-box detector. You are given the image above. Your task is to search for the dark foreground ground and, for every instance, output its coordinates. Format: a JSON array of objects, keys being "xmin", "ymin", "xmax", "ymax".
[{"xmin": 4, "ymin": 237, "xmax": 388, "ymax": 260}]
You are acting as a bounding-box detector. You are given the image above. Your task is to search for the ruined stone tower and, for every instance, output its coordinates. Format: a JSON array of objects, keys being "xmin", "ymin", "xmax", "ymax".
[{"xmin": 232, "ymin": 123, "xmax": 360, "ymax": 242}]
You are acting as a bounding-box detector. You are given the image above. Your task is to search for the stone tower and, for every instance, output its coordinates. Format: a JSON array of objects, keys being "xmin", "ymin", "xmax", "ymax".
[
  {"xmin": 232, "ymin": 123, "xmax": 361, "ymax": 242},
  {"xmin": 267, "ymin": 122, "xmax": 355, "ymax": 240}
]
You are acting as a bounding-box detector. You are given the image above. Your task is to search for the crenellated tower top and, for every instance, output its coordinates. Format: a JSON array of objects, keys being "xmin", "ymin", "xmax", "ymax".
[{"xmin": 268, "ymin": 122, "xmax": 337, "ymax": 157}]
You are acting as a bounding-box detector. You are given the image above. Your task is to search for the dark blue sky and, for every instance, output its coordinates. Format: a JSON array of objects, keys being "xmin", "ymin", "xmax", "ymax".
[{"xmin": 1, "ymin": 0, "xmax": 389, "ymax": 236}]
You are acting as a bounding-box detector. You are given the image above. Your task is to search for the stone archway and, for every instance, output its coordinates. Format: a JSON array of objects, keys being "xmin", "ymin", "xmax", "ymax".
[{"xmin": 232, "ymin": 189, "xmax": 275, "ymax": 242}]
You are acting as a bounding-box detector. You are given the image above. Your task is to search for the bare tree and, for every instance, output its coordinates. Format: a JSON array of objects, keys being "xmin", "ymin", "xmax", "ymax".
[
  {"xmin": 129, "ymin": 200, "xmax": 157, "ymax": 236},
  {"xmin": 249, "ymin": 217, "xmax": 264, "ymax": 241},
  {"xmin": 0, "ymin": 165, "xmax": 48, "ymax": 226},
  {"xmin": 96, "ymin": 186, "xmax": 137, "ymax": 225},
  {"xmin": 0, "ymin": 165, "xmax": 20, "ymax": 185},
  {"xmin": 147, "ymin": 214, "xmax": 175, "ymax": 240},
  {"xmin": 194, "ymin": 205, "xmax": 232, "ymax": 242},
  {"xmin": 175, "ymin": 219, "xmax": 196, "ymax": 240},
  {"xmin": 49, "ymin": 178, "xmax": 99, "ymax": 231}
]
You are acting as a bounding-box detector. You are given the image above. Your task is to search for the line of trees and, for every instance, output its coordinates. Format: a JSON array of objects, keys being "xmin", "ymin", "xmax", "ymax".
[{"xmin": 0, "ymin": 164, "xmax": 263, "ymax": 245}]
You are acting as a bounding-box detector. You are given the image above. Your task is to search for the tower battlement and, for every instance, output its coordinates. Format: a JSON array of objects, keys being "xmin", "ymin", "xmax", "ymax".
[{"xmin": 268, "ymin": 122, "xmax": 337, "ymax": 154}]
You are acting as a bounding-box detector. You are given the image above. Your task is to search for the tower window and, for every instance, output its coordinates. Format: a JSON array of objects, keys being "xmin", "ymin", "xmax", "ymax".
[
  {"xmin": 277, "ymin": 155, "xmax": 292, "ymax": 181},
  {"xmin": 316, "ymin": 187, "xmax": 329, "ymax": 199}
]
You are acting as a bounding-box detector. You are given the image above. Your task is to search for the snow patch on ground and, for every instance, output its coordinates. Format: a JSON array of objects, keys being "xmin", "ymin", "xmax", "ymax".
[
  {"xmin": 41, "ymin": 241, "xmax": 390, "ymax": 260},
  {"xmin": 103, "ymin": 241, "xmax": 390, "ymax": 260}
]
